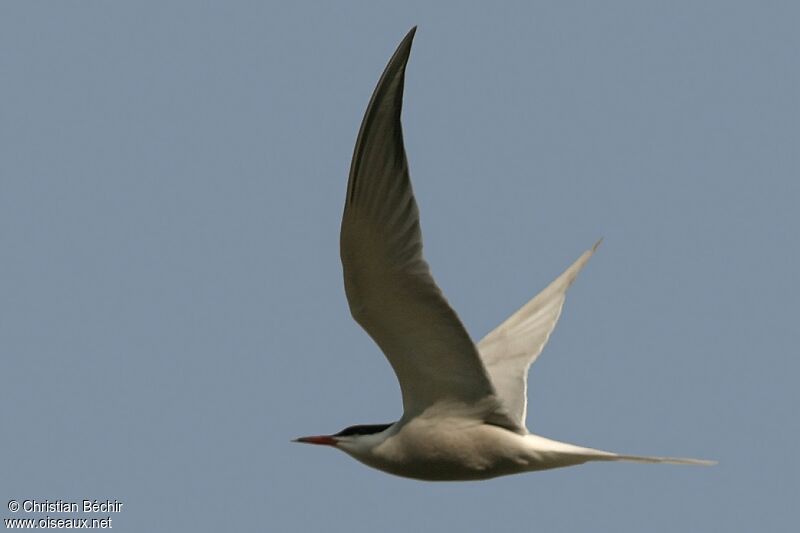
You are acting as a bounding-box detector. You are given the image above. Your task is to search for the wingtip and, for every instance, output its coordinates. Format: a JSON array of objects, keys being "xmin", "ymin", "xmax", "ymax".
[
  {"xmin": 400, "ymin": 26, "xmax": 418, "ymax": 50},
  {"xmin": 387, "ymin": 26, "xmax": 418, "ymax": 70}
]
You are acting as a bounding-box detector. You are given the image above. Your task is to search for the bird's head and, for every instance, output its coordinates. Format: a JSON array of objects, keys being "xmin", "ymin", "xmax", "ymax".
[{"xmin": 293, "ymin": 423, "xmax": 393, "ymax": 454}]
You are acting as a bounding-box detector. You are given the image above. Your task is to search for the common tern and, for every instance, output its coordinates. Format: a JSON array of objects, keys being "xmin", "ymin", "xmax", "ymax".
[{"xmin": 295, "ymin": 27, "xmax": 714, "ymax": 481}]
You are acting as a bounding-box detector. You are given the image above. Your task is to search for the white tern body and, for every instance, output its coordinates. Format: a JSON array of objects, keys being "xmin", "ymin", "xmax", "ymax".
[{"xmin": 294, "ymin": 27, "xmax": 714, "ymax": 481}]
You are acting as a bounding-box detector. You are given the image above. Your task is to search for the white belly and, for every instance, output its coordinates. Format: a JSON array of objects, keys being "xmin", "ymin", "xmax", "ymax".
[{"xmin": 348, "ymin": 419, "xmax": 598, "ymax": 481}]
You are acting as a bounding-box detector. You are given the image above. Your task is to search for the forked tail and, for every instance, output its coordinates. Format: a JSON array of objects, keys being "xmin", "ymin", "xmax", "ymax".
[
  {"xmin": 601, "ymin": 453, "xmax": 716, "ymax": 466},
  {"xmin": 525, "ymin": 435, "xmax": 716, "ymax": 468}
]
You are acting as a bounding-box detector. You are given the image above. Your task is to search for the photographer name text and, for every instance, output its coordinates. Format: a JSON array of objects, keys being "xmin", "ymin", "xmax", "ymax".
[{"xmin": 11, "ymin": 500, "xmax": 122, "ymax": 514}]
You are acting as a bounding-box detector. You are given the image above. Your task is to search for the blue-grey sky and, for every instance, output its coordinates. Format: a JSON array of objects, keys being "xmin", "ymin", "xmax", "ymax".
[{"xmin": 2, "ymin": 1, "xmax": 797, "ymax": 531}]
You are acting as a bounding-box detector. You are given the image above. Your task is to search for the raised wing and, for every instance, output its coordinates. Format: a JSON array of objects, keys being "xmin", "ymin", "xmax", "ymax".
[
  {"xmin": 477, "ymin": 240, "xmax": 601, "ymax": 429},
  {"xmin": 341, "ymin": 28, "xmax": 518, "ymax": 430}
]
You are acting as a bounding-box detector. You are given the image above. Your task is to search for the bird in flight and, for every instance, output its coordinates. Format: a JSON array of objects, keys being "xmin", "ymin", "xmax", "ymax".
[{"xmin": 294, "ymin": 27, "xmax": 714, "ymax": 481}]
